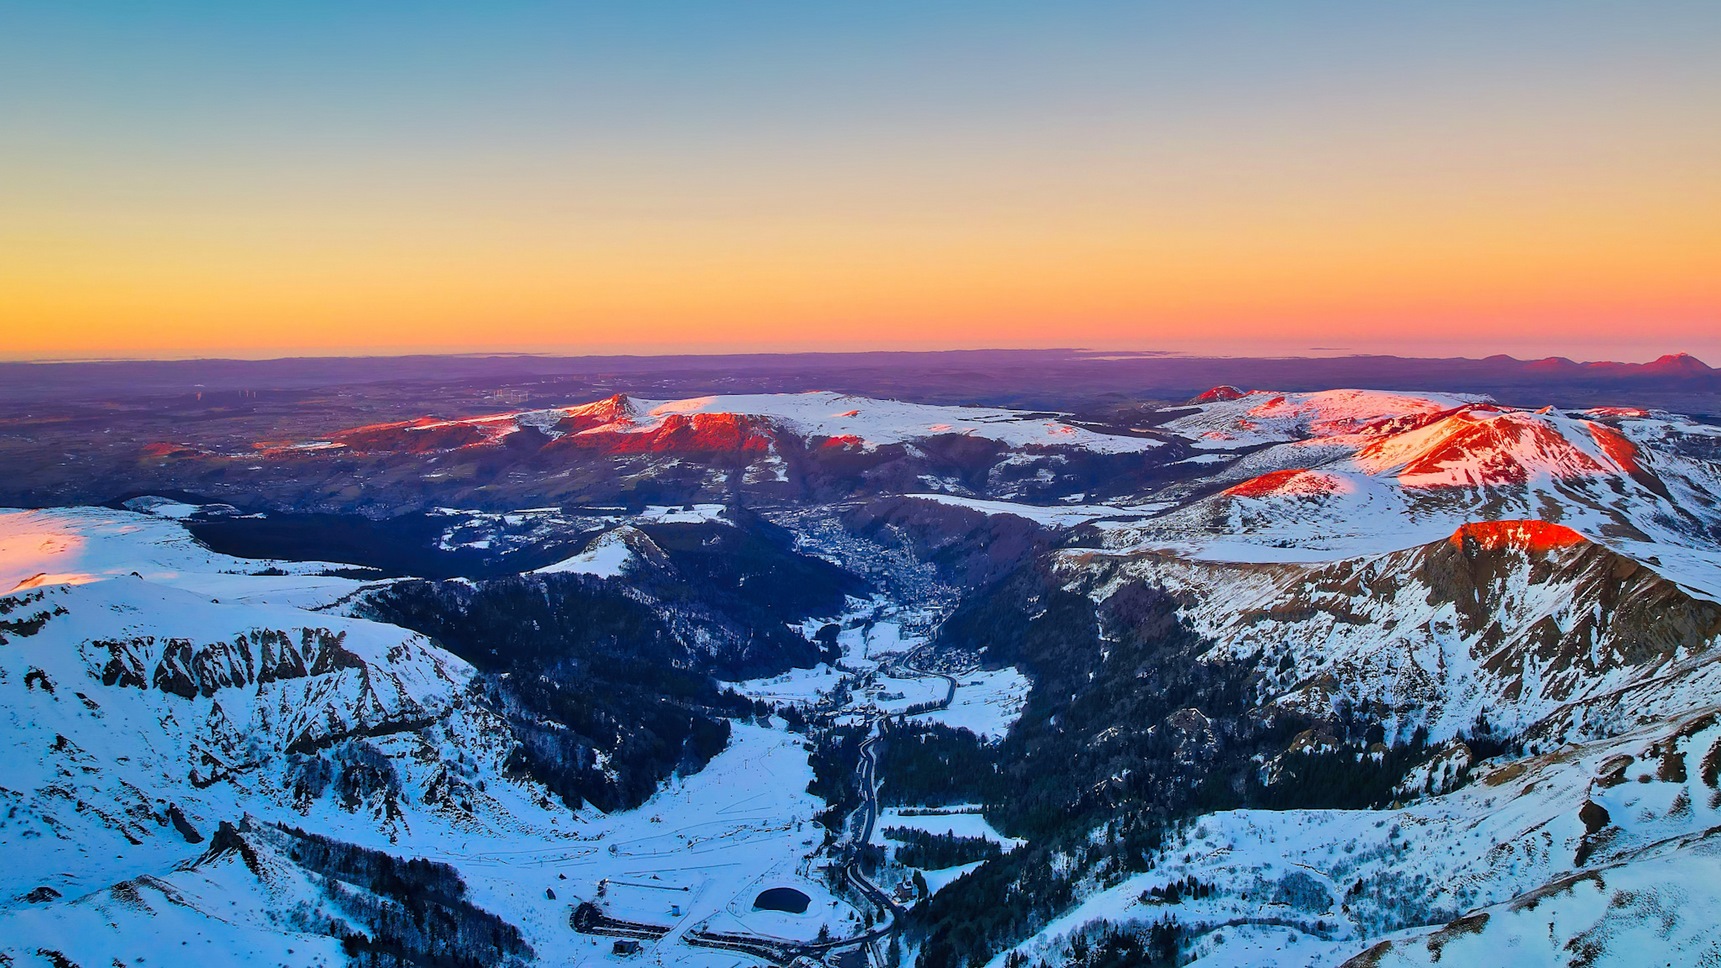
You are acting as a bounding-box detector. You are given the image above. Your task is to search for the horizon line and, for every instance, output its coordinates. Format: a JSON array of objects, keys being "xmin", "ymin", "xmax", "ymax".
[{"xmin": 0, "ymin": 346, "xmax": 1709, "ymax": 369}]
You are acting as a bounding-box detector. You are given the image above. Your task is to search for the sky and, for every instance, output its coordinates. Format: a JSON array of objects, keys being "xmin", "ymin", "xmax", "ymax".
[{"xmin": 1, "ymin": 2, "xmax": 1717, "ymax": 363}]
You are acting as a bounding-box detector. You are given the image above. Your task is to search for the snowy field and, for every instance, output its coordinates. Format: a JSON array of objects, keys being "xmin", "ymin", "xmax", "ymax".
[
  {"xmin": 902, "ymin": 494, "xmax": 1165, "ymax": 529},
  {"xmin": 0, "ymin": 505, "xmax": 359, "ymax": 593},
  {"xmin": 866, "ymin": 672, "xmax": 949, "ymax": 713},
  {"xmin": 923, "ymin": 666, "xmax": 1031, "ymax": 739},
  {"xmin": 734, "ymin": 601, "xmax": 942, "ymax": 707},
  {"xmin": 847, "ymin": 615, "xmax": 928, "ymax": 660},
  {"xmin": 875, "ymin": 807, "xmax": 1024, "ymax": 851},
  {"xmin": 436, "ymin": 723, "xmax": 861, "ymax": 966},
  {"xmin": 729, "ymin": 662, "xmax": 846, "ymax": 706}
]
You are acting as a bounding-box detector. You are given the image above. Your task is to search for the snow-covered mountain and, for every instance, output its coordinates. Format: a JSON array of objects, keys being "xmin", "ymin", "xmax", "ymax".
[
  {"xmin": 308, "ymin": 391, "xmax": 1160, "ymax": 457},
  {"xmin": 0, "ymin": 508, "xmax": 590, "ymax": 964},
  {"xmin": 941, "ymin": 390, "xmax": 1721, "ymax": 968},
  {"xmin": 167, "ymin": 391, "xmax": 1179, "ymax": 511},
  {"xmin": 1, "ymin": 504, "xmax": 363, "ymax": 600},
  {"xmin": 1160, "ymin": 388, "xmax": 1486, "ymax": 451},
  {"xmin": 1115, "ymin": 389, "xmax": 1721, "ymax": 593},
  {"xmin": 1064, "ymin": 519, "xmax": 1721, "ymax": 742}
]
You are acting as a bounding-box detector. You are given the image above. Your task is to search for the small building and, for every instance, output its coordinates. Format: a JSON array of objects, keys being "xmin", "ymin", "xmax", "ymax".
[{"xmin": 612, "ymin": 939, "xmax": 642, "ymax": 956}]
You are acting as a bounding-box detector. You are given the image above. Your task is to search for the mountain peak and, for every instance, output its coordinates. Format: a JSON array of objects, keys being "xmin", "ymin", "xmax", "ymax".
[
  {"xmin": 553, "ymin": 393, "xmax": 643, "ymax": 434},
  {"xmin": 1448, "ymin": 520, "xmax": 1589, "ymax": 554},
  {"xmin": 1222, "ymin": 467, "xmax": 1347, "ymax": 499},
  {"xmin": 1580, "ymin": 352, "xmax": 1713, "ymax": 375},
  {"xmin": 573, "ymin": 392, "xmax": 639, "ymax": 418},
  {"xmin": 1644, "ymin": 352, "xmax": 1713, "ymax": 374},
  {"xmin": 1194, "ymin": 385, "xmax": 1247, "ymax": 403}
]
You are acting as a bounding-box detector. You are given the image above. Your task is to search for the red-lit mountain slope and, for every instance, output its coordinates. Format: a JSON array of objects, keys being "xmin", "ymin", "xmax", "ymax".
[{"xmin": 1115, "ymin": 390, "xmax": 1721, "ymax": 595}]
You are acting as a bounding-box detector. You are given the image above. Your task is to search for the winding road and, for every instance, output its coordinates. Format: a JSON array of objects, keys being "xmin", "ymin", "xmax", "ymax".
[
  {"xmin": 793, "ymin": 644, "xmax": 959, "ymax": 960},
  {"xmin": 730, "ymin": 645, "xmax": 959, "ymax": 963},
  {"xmin": 576, "ymin": 640, "xmax": 961, "ymax": 966}
]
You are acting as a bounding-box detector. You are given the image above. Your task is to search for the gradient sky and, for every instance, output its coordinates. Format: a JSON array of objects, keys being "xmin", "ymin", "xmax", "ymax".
[{"xmin": 2, "ymin": 2, "xmax": 1717, "ymax": 362}]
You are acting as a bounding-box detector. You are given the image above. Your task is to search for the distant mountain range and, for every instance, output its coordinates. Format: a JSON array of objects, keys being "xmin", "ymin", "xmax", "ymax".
[
  {"xmin": 2, "ymin": 349, "xmax": 1717, "ymax": 414},
  {"xmin": 1520, "ymin": 350, "xmax": 1715, "ymax": 375}
]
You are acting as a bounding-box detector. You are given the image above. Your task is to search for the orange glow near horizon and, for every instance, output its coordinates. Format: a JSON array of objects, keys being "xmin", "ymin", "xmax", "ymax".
[{"xmin": 7, "ymin": 183, "xmax": 1717, "ymax": 362}]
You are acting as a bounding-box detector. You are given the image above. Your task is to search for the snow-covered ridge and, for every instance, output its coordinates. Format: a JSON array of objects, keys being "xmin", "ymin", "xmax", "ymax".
[
  {"xmin": 0, "ymin": 507, "xmax": 588, "ymax": 951},
  {"xmin": 1066, "ymin": 519, "xmax": 1721, "ymax": 741},
  {"xmin": 304, "ymin": 390, "xmax": 1162, "ymax": 455},
  {"xmin": 0, "ymin": 576, "xmax": 511, "ymax": 901},
  {"xmin": 532, "ymin": 525, "xmax": 655, "ymax": 579},
  {"xmin": 1, "ymin": 505, "xmax": 308, "ymax": 590},
  {"xmin": 626, "ymin": 392, "xmax": 1157, "ymax": 453},
  {"xmin": 1113, "ymin": 390, "xmax": 1721, "ymax": 579},
  {"xmin": 1348, "ymin": 404, "xmax": 1644, "ymax": 487},
  {"xmin": 0, "ymin": 505, "xmax": 366, "ymax": 604},
  {"xmin": 1163, "ymin": 388, "xmax": 1486, "ymax": 450},
  {"xmin": 0, "ymin": 505, "xmax": 658, "ymax": 968}
]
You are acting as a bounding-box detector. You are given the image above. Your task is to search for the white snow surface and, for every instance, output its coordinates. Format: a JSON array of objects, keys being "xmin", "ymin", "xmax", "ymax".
[
  {"xmin": 0, "ymin": 841, "xmax": 351, "ymax": 967},
  {"xmin": 728, "ymin": 662, "xmax": 845, "ymax": 706},
  {"xmin": 629, "ymin": 392, "xmax": 1161, "ymax": 452},
  {"xmin": 0, "ymin": 506, "xmax": 361, "ymax": 596},
  {"xmin": 120, "ymin": 494, "xmax": 204, "ymax": 519},
  {"xmin": 876, "ymin": 808, "xmax": 1024, "ymax": 851},
  {"xmin": 994, "ymin": 709, "xmax": 1721, "ymax": 968},
  {"xmin": 922, "ymin": 666, "xmax": 1031, "ymax": 740},
  {"xmin": 903, "ymin": 493, "xmax": 1165, "ymax": 528},
  {"xmin": 1162, "ymin": 388, "xmax": 1484, "ymax": 450},
  {"xmin": 531, "ymin": 526, "xmax": 639, "ymax": 578},
  {"xmin": 636, "ymin": 503, "xmax": 730, "ymax": 524}
]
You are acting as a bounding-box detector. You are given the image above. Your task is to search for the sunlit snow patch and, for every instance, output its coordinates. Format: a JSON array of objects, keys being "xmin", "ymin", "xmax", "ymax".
[{"xmin": 532, "ymin": 528, "xmax": 639, "ymax": 579}]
